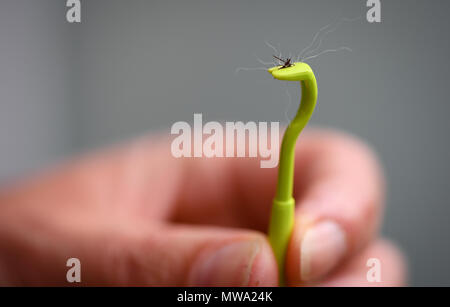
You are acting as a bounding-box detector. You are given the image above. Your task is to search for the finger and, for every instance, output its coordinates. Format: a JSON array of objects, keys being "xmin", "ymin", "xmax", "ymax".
[
  {"xmin": 0, "ymin": 136, "xmax": 185, "ymax": 220},
  {"xmin": 0, "ymin": 207, "xmax": 278, "ymax": 286},
  {"xmin": 316, "ymin": 239, "xmax": 407, "ymax": 287},
  {"xmin": 118, "ymin": 224, "xmax": 278, "ymax": 286},
  {"xmin": 286, "ymin": 130, "xmax": 385, "ymax": 284}
]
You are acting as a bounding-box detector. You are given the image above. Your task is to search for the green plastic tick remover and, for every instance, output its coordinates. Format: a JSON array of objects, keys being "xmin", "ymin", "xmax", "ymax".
[{"xmin": 267, "ymin": 62, "xmax": 318, "ymax": 286}]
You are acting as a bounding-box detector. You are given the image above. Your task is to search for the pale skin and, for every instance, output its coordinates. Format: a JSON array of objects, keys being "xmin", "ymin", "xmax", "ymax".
[{"xmin": 0, "ymin": 129, "xmax": 406, "ymax": 286}]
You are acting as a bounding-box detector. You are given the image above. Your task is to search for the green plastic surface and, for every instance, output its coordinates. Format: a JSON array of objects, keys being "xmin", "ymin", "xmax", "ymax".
[{"xmin": 267, "ymin": 62, "xmax": 318, "ymax": 285}]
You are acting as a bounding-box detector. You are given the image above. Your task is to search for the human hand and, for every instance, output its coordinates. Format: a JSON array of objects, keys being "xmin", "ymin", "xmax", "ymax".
[{"xmin": 0, "ymin": 130, "xmax": 405, "ymax": 286}]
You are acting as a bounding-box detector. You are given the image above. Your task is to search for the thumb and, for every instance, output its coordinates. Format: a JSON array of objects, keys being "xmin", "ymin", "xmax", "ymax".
[{"xmin": 120, "ymin": 224, "xmax": 278, "ymax": 286}]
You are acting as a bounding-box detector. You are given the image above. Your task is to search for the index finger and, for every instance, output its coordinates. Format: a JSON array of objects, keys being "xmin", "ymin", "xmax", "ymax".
[{"xmin": 171, "ymin": 130, "xmax": 384, "ymax": 239}]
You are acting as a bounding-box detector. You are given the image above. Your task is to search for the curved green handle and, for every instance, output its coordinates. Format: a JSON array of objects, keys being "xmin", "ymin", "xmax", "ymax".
[{"xmin": 267, "ymin": 62, "xmax": 318, "ymax": 285}]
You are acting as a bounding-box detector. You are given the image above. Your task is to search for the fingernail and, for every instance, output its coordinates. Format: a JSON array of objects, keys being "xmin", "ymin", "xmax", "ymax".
[
  {"xmin": 189, "ymin": 240, "xmax": 262, "ymax": 286},
  {"xmin": 300, "ymin": 221, "xmax": 347, "ymax": 282}
]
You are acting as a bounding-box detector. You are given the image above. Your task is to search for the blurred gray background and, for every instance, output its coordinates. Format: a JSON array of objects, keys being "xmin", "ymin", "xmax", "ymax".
[{"xmin": 1, "ymin": 0, "xmax": 449, "ymax": 286}]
